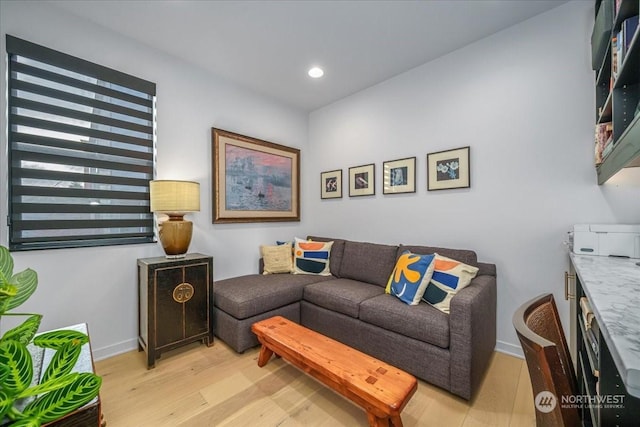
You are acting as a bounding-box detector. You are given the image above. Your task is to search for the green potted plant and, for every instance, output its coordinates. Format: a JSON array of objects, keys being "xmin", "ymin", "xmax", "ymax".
[{"xmin": 0, "ymin": 246, "xmax": 102, "ymax": 426}]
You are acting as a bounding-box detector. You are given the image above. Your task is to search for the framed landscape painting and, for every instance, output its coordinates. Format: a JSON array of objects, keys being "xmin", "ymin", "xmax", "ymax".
[
  {"xmin": 383, "ymin": 157, "xmax": 416, "ymax": 194},
  {"xmin": 427, "ymin": 146, "xmax": 470, "ymax": 191},
  {"xmin": 212, "ymin": 128, "xmax": 300, "ymax": 223},
  {"xmin": 348, "ymin": 163, "xmax": 375, "ymax": 197},
  {"xmin": 320, "ymin": 169, "xmax": 342, "ymax": 199}
]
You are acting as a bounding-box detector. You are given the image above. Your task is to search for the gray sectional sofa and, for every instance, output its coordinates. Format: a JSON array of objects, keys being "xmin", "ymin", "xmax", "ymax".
[{"xmin": 213, "ymin": 236, "xmax": 496, "ymax": 400}]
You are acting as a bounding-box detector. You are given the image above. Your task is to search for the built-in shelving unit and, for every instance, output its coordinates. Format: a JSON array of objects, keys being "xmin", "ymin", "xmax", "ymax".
[{"xmin": 592, "ymin": 0, "xmax": 640, "ymax": 184}]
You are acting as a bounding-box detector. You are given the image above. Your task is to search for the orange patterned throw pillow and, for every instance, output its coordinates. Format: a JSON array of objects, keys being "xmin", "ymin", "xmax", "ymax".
[
  {"xmin": 293, "ymin": 237, "xmax": 333, "ymax": 275},
  {"xmin": 422, "ymin": 254, "xmax": 479, "ymax": 313}
]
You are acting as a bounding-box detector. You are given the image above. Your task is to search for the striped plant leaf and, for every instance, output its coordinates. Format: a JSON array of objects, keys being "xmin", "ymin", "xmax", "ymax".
[
  {"xmin": 0, "ymin": 389, "xmax": 13, "ymax": 420},
  {"xmin": 0, "ymin": 340, "xmax": 33, "ymax": 394},
  {"xmin": 17, "ymin": 373, "xmax": 79, "ymax": 399},
  {"xmin": 22, "ymin": 373, "xmax": 102, "ymax": 423},
  {"xmin": 1, "ymin": 315, "xmax": 42, "ymax": 346},
  {"xmin": 6, "ymin": 269, "xmax": 38, "ymax": 311},
  {"xmin": 0, "ymin": 283, "xmax": 17, "ymax": 298},
  {"xmin": 33, "ymin": 330, "xmax": 88, "ymax": 350},
  {"xmin": 41, "ymin": 341, "xmax": 82, "ymax": 384},
  {"xmin": 0, "ymin": 246, "xmax": 14, "ymax": 284},
  {"xmin": 0, "ymin": 363, "xmax": 9, "ymax": 383},
  {"xmin": 0, "ymin": 283, "xmax": 17, "ymax": 315},
  {"xmin": 6, "ymin": 417, "xmax": 41, "ymax": 427},
  {"xmin": 0, "ymin": 247, "xmax": 13, "ymax": 314}
]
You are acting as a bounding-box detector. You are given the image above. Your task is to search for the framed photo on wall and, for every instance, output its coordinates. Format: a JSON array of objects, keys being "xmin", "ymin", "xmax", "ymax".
[
  {"xmin": 383, "ymin": 157, "xmax": 416, "ymax": 194},
  {"xmin": 427, "ymin": 146, "xmax": 470, "ymax": 191},
  {"xmin": 212, "ymin": 128, "xmax": 300, "ymax": 223},
  {"xmin": 348, "ymin": 163, "xmax": 375, "ymax": 197},
  {"xmin": 320, "ymin": 169, "xmax": 343, "ymax": 199}
]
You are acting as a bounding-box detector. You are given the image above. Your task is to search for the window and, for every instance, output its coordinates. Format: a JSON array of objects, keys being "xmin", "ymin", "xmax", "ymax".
[{"xmin": 6, "ymin": 35, "xmax": 156, "ymax": 251}]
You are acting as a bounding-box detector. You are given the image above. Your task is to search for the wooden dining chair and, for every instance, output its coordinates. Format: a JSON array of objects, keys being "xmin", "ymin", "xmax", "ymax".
[{"xmin": 512, "ymin": 293, "xmax": 580, "ymax": 427}]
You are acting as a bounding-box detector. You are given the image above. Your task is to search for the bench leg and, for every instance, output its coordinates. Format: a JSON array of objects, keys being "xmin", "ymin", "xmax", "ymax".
[
  {"xmin": 366, "ymin": 412, "xmax": 392, "ymax": 427},
  {"xmin": 257, "ymin": 345, "xmax": 274, "ymax": 367},
  {"xmin": 389, "ymin": 414, "xmax": 404, "ymax": 427}
]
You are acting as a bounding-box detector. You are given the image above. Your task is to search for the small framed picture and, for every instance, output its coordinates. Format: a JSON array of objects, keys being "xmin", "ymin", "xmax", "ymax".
[
  {"xmin": 427, "ymin": 146, "xmax": 470, "ymax": 191},
  {"xmin": 348, "ymin": 163, "xmax": 375, "ymax": 197},
  {"xmin": 320, "ymin": 169, "xmax": 342, "ymax": 199},
  {"xmin": 383, "ymin": 157, "xmax": 416, "ymax": 194}
]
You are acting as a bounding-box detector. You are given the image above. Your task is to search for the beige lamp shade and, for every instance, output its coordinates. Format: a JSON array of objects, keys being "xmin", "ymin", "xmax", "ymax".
[
  {"xmin": 150, "ymin": 180, "xmax": 200, "ymax": 213},
  {"xmin": 150, "ymin": 180, "xmax": 200, "ymax": 258}
]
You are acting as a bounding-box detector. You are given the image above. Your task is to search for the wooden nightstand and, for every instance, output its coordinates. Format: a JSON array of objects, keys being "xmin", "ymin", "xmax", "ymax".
[{"xmin": 137, "ymin": 254, "xmax": 214, "ymax": 368}]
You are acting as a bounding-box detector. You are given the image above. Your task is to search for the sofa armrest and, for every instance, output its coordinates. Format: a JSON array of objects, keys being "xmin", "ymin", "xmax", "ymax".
[{"xmin": 448, "ymin": 274, "xmax": 497, "ymax": 400}]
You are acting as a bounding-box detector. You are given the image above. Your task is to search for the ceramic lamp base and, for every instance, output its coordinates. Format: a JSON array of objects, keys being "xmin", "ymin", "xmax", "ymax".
[{"xmin": 159, "ymin": 217, "xmax": 193, "ymax": 257}]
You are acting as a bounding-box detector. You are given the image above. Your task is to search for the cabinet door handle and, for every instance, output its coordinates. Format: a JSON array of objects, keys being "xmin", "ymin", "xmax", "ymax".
[
  {"xmin": 564, "ymin": 271, "xmax": 575, "ymax": 300},
  {"xmin": 173, "ymin": 283, "xmax": 194, "ymax": 303}
]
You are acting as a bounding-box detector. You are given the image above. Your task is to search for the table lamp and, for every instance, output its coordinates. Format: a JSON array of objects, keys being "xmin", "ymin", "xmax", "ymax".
[{"xmin": 150, "ymin": 180, "xmax": 200, "ymax": 258}]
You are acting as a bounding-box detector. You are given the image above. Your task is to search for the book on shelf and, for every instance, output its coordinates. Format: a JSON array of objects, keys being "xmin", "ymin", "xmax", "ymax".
[
  {"xmin": 595, "ymin": 122, "xmax": 613, "ymax": 165},
  {"xmin": 587, "ymin": 327, "xmax": 599, "ymax": 357},
  {"xmin": 622, "ymin": 15, "xmax": 639, "ymax": 48},
  {"xmin": 580, "ymin": 297, "xmax": 595, "ymax": 328},
  {"xmin": 618, "ymin": 16, "xmax": 639, "ymax": 70},
  {"xmin": 612, "ymin": 36, "xmax": 618, "ymax": 81},
  {"xmin": 616, "ymin": 31, "xmax": 623, "ymax": 77}
]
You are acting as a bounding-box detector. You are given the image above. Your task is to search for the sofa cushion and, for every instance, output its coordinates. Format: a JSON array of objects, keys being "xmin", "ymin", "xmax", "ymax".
[
  {"xmin": 339, "ymin": 240, "xmax": 398, "ymax": 287},
  {"xmin": 398, "ymin": 244, "xmax": 477, "ymax": 267},
  {"xmin": 386, "ymin": 252, "xmax": 436, "ymax": 305},
  {"xmin": 359, "ymin": 294, "xmax": 450, "ymax": 349},
  {"xmin": 304, "ymin": 279, "xmax": 385, "ymax": 318},
  {"xmin": 215, "ymin": 274, "xmax": 332, "ymax": 319},
  {"xmin": 307, "ymin": 236, "xmax": 346, "ymax": 277},
  {"xmin": 293, "ymin": 238, "xmax": 333, "ymax": 275},
  {"xmin": 261, "ymin": 243, "xmax": 293, "ymax": 274},
  {"xmin": 422, "ymin": 254, "xmax": 479, "ymax": 314}
]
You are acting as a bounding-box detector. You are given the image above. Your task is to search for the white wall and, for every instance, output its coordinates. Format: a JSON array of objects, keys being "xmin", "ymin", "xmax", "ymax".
[
  {"xmin": 307, "ymin": 1, "xmax": 640, "ymax": 355},
  {"xmin": 2, "ymin": 0, "xmax": 638, "ymax": 361},
  {"xmin": 0, "ymin": 1, "xmax": 309, "ymax": 359}
]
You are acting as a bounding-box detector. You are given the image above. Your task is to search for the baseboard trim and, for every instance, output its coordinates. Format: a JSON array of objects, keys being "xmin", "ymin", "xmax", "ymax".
[
  {"xmin": 93, "ymin": 338, "xmax": 138, "ymax": 361},
  {"xmin": 495, "ymin": 340, "xmax": 523, "ymax": 359},
  {"xmin": 93, "ymin": 337, "xmax": 526, "ymax": 362}
]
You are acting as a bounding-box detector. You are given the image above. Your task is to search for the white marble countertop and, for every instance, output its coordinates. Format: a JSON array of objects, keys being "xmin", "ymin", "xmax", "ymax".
[{"xmin": 570, "ymin": 254, "xmax": 640, "ymax": 398}]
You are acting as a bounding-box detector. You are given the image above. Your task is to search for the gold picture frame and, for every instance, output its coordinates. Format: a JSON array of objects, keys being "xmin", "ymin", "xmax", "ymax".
[{"xmin": 212, "ymin": 128, "xmax": 300, "ymax": 223}]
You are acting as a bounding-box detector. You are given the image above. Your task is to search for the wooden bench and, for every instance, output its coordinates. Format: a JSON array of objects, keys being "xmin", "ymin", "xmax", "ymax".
[{"xmin": 251, "ymin": 316, "xmax": 417, "ymax": 427}]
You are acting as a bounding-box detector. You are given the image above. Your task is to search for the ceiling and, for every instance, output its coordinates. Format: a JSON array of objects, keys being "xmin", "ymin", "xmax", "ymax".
[{"xmin": 50, "ymin": 0, "xmax": 568, "ymax": 112}]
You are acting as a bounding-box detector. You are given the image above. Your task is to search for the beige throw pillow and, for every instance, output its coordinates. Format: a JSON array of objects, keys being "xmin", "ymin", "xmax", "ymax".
[{"xmin": 261, "ymin": 244, "xmax": 293, "ymax": 274}]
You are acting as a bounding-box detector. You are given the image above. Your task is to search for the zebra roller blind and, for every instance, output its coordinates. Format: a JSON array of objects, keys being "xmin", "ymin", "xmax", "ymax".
[{"xmin": 7, "ymin": 35, "xmax": 156, "ymax": 251}]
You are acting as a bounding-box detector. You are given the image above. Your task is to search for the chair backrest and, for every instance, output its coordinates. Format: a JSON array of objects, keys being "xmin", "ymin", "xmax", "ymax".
[{"xmin": 512, "ymin": 293, "xmax": 579, "ymax": 427}]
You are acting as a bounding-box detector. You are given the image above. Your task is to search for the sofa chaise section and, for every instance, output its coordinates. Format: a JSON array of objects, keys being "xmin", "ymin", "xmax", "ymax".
[{"xmin": 214, "ymin": 273, "xmax": 332, "ymax": 352}]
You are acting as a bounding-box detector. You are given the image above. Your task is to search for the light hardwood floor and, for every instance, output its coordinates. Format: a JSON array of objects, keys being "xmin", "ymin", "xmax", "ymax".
[{"xmin": 95, "ymin": 341, "xmax": 536, "ymax": 426}]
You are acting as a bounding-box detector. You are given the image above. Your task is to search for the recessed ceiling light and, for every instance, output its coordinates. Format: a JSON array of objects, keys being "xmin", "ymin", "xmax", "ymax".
[{"xmin": 308, "ymin": 67, "xmax": 324, "ymax": 78}]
